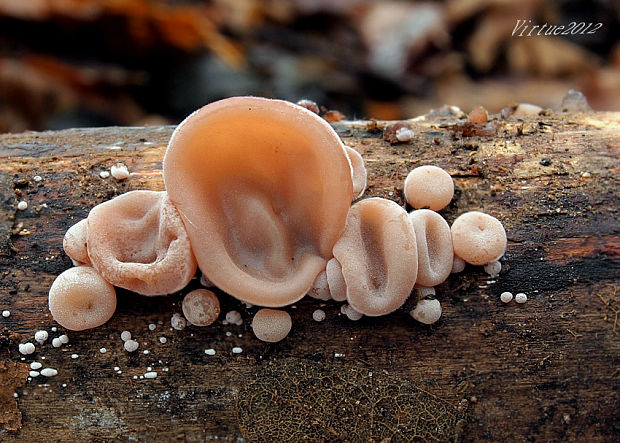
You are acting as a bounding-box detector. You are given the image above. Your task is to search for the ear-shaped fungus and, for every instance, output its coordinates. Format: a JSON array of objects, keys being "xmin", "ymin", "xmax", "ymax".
[
  {"xmin": 163, "ymin": 97, "xmax": 353, "ymax": 307},
  {"xmin": 404, "ymin": 165, "xmax": 454, "ymax": 211},
  {"xmin": 86, "ymin": 190, "xmax": 197, "ymax": 295},
  {"xmin": 451, "ymin": 211, "xmax": 507, "ymax": 266},
  {"xmin": 48, "ymin": 266, "xmax": 116, "ymax": 331},
  {"xmin": 345, "ymin": 146, "xmax": 367, "ymax": 199},
  {"xmin": 407, "ymin": 209, "xmax": 453, "ymax": 287},
  {"xmin": 325, "ymin": 258, "xmax": 347, "ymax": 302},
  {"xmin": 63, "ymin": 219, "xmax": 90, "ymax": 265},
  {"xmin": 332, "ymin": 197, "xmax": 417, "ymax": 316}
]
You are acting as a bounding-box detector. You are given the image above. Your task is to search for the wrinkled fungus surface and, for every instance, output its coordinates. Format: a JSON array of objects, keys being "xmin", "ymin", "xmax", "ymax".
[
  {"xmin": 333, "ymin": 198, "xmax": 417, "ymax": 316},
  {"xmin": 182, "ymin": 289, "xmax": 220, "ymax": 326},
  {"xmin": 164, "ymin": 96, "xmax": 353, "ymax": 307},
  {"xmin": 87, "ymin": 190, "xmax": 197, "ymax": 295},
  {"xmin": 404, "ymin": 165, "xmax": 454, "ymax": 211},
  {"xmin": 252, "ymin": 309, "xmax": 292, "ymax": 342},
  {"xmin": 451, "ymin": 211, "xmax": 507, "ymax": 266},
  {"xmin": 48, "ymin": 266, "xmax": 116, "ymax": 331},
  {"xmin": 408, "ymin": 209, "xmax": 453, "ymax": 287}
]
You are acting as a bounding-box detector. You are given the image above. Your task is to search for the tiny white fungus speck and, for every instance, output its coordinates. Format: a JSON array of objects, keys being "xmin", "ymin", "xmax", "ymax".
[
  {"xmin": 147, "ymin": 366, "xmax": 152, "ymax": 371},
  {"xmin": 2, "ymin": 310, "xmax": 9, "ymax": 317},
  {"xmin": 71, "ymin": 354, "xmax": 79, "ymax": 359},
  {"xmin": 59, "ymin": 334, "xmax": 69, "ymax": 344},
  {"xmin": 51, "ymin": 327, "xmax": 57, "ymax": 332},
  {"xmin": 515, "ymin": 293, "xmax": 528, "ymax": 303},
  {"xmin": 484, "ymin": 261, "xmax": 502, "ymax": 277},
  {"xmin": 114, "ymin": 366, "xmax": 120, "ymax": 371},
  {"xmin": 133, "ymin": 376, "xmax": 138, "ymax": 380},
  {"xmin": 29, "ymin": 371, "xmax": 40, "ymax": 377},
  {"xmin": 40, "ymin": 368, "xmax": 58, "ymax": 377},
  {"xmin": 17, "ymin": 201, "xmax": 28, "ymax": 211},
  {"xmin": 225, "ymin": 311, "xmax": 243, "ymax": 325},
  {"xmin": 30, "ymin": 362, "xmax": 42, "ymax": 370},
  {"xmin": 312, "ymin": 309, "xmax": 326, "ymax": 322},
  {"xmin": 148, "ymin": 323, "xmax": 156, "ymax": 331},
  {"xmin": 225, "ymin": 331, "xmax": 232, "ymax": 337},
  {"xmin": 13, "ymin": 393, "xmax": 18, "ymax": 398},
  {"xmin": 34, "ymin": 330, "xmax": 48, "ymax": 344},
  {"xmin": 159, "ymin": 337, "xmax": 167, "ymax": 344},
  {"xmin": 340, "ymin": 304, "xmax": 363, "ymax": 321},
  {"xmin": 124, "ymin": 340, "xmax": 139, "ymax": 352},
  {"xmin": 99, "ymin": 347, "xmax": 107, "ymax": 354},
  {"xmin": 19, "ymin": 342, "xmax": 35, "ymax": 355},
  {"xmin": 111, "ymin": 163, "xmax": 130, "ymax": 180},
  {"xmin": 232, "ymin": 347, "xmax": 243, "ymax": 354},
  {"xmin": 205, "ymin": 349, "xmax": 216, "ymax": 355},
  {"xmin": 33, "ymin": 175, "xmax": 42, "ymax": 182},
  {"xmin": 144, "ymin": 371, "xmax": 157, "ymax": 379},
  {"xmin": 143, "ymin": 350, "xmax": 150, "ymax": 355},
  {"xmin": 395, "ymin": 127, "xmax": 414, "ymax": 142},
  {"xmin": 99, "ymin": 170, "xmax": 110, "ymax": 179},
  {"xmin": 334, "ymin": 353, "xmax": 344, "ymax": 358},
  {"xmin": 171, "ymin": 313, "xmax": 186, "ymax": 330},
  {"xmin": 500, "ymin": 292, "xmax": 513, "ymax": 303},
  {"xmin": 52, "ymin": 338, "xmax": 62, "ymax": 348},
  {"xmin": 120, "ymin": 331, "xmax": 131, "ymax": 341}
]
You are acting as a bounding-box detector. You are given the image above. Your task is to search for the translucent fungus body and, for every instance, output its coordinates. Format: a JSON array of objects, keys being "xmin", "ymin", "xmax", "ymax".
[
  {"xmin": 408, "ymin": 209, "xmax": 453, "ymax": 287},
  {"xmin": 163, "ymin": 97, "xmax": 353, "ymax": 307},
  {"xmin": 325, "ymin": 258, "xmax": 347, "ymax": 302},
  {"xmin": 451, "ymin": 211, "xmax": 507, "ymax": 266},
  {"xmin": 345, "ymin": 146, "xmax": 367, "ymax": 200},
  {"xmin": 48, "ymin": 266, "xmax": 116, "ymax": 331},
  {"xmin": 252, "ymin": 309, "xmax": 292, "ymax": 343},
  {"xmin": 307, "ymin": 270, "xmax": 331, "ymax": 301},
  {"xmin": 86, "ymin": 190, "xmax": 197, "ymax": 296},
  {"xmin": 182, "ymin": 289, "xmax": 220, "ymax": 326},
  {"xmin": 404, "ymin": 165, "xmax": 454, "ymax": 211},
  {"xmin": 410, "ymin": 298, "xmax": 442, "ymax": 325},
  {"xmin": 63, "ymin": 219, "xmax": 90, "ymax": 265},
  {"xmin": 333, "ymin": 198, "xmax": 418, "ymax": 316}
]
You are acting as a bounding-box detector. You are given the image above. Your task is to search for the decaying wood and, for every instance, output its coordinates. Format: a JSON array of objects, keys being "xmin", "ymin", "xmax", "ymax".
[{"xmin": 0, "ymin": 111, "xmax": 618, "ymax": 442}]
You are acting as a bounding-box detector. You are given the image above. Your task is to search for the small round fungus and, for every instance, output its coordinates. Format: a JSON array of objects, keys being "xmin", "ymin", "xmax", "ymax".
[
  {"xmin": 19, "ymin": 342, "xmax": 35, "ymax": 355},
  {"xmin": 515, "ymin": 293, "xmax": 528, "ymax": 304},
  {"xmin": 484, "ymin": 260, "xmax": 502, "ymax": 277},
  {"xmin": 30, "ymin": 362, "xmax": 42, "ymax": 370},
  {"xmin": 312, "ymin": 309, "xmax": 326, "ymax": 322},
  {"xmin": 340, "ymin": 303, "xmax": 363, "ymax": 321},
  {"xmin": 171, "ymin": 313, "xmax": 186, "ymax": 331},
  {"xmin": 408, "ymin": 210, "xmax": 453, "ymax": 287},
  {"xmin": 333, "ymin": 198, "xmax": 418, "ymax": 316},
  {"xmin": 232, "ymin": 347, "xmax": 243, "ymax": 354},
  {"xmin": 17, "ymin": 200, "xmax": 28, "ymax": 211},
  {"xmin": 99, "ymin": 347, "xmax": 107, "ymax": 354},
  {"xmin": 1, "ymin": 310, "xmax": 9, "ymax": 317},
  {"xmin": 325, "ymin": 258, "xmax": 347, "ymax": 302},
  {"xmin": 63, "ymin": 219, "xmax": 90, "ymax": 266},
  {"xmin": 451, "ymin": 256, "xmax": 466, "ymax": 273},
  {"xmin": 182, "ymin": 289, "xmax": 220, "ymax": 326},
  {"xmin": 345, "ymin": 146, "xmax": 367, "ymax": 200},
  {"xmin": 124, "ymin": 340, "xmax": 139, "ymax": 352},
  {"xmin": 404, "ymin": 165, "xmax": 454, "ymax": 211},
  {"xmin": 410, "ymin": 299, "xmax": 442, "ymax": 325},
  {"xmin": 29, "ymin": 371, "xmax": 40, "ymax": 377},
  {"xmin": 120, "ymin": 330, "xmax": 131, "ymax": 342},
  {"xmin": 99, "ymin": 170, "xmax": 110, "ymax": 179},
  {"xmin": 205, "ymin": 348, "xmax": 216, "ymax": 355},
  {"xmin": 225, "ymin": 310, "xmax": 243, "ymax": 326},
  {"xmin": 451, "ymin": 211, "xmax": 507, "ymax": 266},
  {"xmin": 251, "ymin": 309, "xmax": 292, "ymax": 343},
  {"xmin": 500, "ymin": 292, "xmax": 513, "ymax": 303},
  {"xmin": 34, "ymin": 330, "xmax": 48, "ymax": 344},
  {"xmin": 40, "ymin": 368, "xmax": 58, "ymax": 377},
  {"xmin": 468, "ymin": 106, "xmax": 488, "ymax": 123},
  {"xmin": 307, "ymin": 270, "xmax": 331, "ymax": 301},
  {"xmin": 110, "ymin": 163, "xmax": 130, "ymax": 180},
  {"xmin": 86, "ymin": 190, "xmax": 197, "ymax": 296},
  {"xmin": 512, "ymin": 103, "xmax": 543, "ymax": 117},
  {"xmin": 48, "ymin": 266, "xmax": 117, "ymax": 331},
  {"xmin": 52, "ymin": 338, "xmax": 62, "ymax": 348},
  {"xmin": 395, "ymin": 127, "xmax": 415, "ymax": 142}
]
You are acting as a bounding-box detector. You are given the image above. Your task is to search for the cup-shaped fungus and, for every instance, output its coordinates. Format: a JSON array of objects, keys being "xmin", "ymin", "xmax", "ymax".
[
  {"xmin": 345, "ymin": 146, "xmax": 367, "ymax": 200},
  {"xmin": 63, "ymin": 219, "xmax": 90, "ymax": 266},
  {"xmin": 407, "ymin": 210, "xmax": 453, "ymax": 287},
  {"xmin": 164, "ymin": 97, "xmax": 353, "ymax": 307},
  {"xmin": 86, "ymin": 190, "xmax": 197, "ymax": 295},
  {"xmin": 332, "ymin": 198, "xmax": 418, "ymax": 316},
  {"xmin": 252, "ymin": 309, "xmax": 292, "ymax": 343},
  {"xmin": 325, "ymin": 258, "xmax": 347, "ymax": 302},
  {"xmin": 48, "ymin": 266, "xmax": 116, "ymax": 331},
  {"xmin": 182, "ymin": 289, "xmax": 220, "ymax": 326},
  {"xmin": 451, "ymin": 211, "xmax": 507, "ymax": 266},
  {"xmin": 403, "ymin": 165, "xmax": 454, "ymax": 211}
]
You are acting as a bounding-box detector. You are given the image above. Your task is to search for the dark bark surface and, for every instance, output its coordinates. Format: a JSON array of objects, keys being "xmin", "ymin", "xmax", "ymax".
[{"xmin": 0, "ymin": 112, "xmax": 618, "ymax": 442}]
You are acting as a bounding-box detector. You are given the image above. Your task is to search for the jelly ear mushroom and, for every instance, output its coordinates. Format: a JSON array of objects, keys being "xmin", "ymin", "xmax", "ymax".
[
  {"xmin": 345, "ymin": 146, "xmax": 367, "ymax": 200},
  {"xmin": 408, "ymin": 210, "xmax": 453, "ymax": 287},
  {"xmin": 163, "ymin": 97, "xmax": 353, "ymax": 307},
  {"xmin": 86, "ymin": 190, "xmax": 197, "ymax": 295},
  {"xmin": 333, "ymin": 197, "xmax": 417, "ymax": 316},
  {"xmin": 308, "ymin": 270, "xmax": 331, "ymax": 301},
  {"xmin": 48, "ymin": 266, "xmax": 116, "ymax": 331},
  {"xmin": 404, "ymin": 165, "xmax": 454, "ymax": 211},
  {"xmin": 252, "ymin": 309, "xmax": 292, "ymax": 342},
  {"xmin": 325, "ymin": 258, "xmax": 347, "ymax": 302},
  {"xmin": 410, "ymin": 298, "xmax": 442, "ymax": 325},
  {"xmin": 63, "ymin": 219, "xmax": 90, "ymax": 266},
  {"xmin": 451, "ymin": 211, "xmax": 507, "ymax": 266}
]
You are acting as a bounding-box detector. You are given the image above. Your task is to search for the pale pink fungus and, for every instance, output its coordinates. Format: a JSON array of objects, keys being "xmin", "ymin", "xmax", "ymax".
[
  {"xmin": 410, "ymin": 298, "xmax": 442, "ymax": 325},
  {"xmin": 163, "ymin": 97, "xmax": 353, "ymax": 307},
  {"xmin": 403, "ymin": 165, "xmax": 454, "ymax": 211},
  {"xmin": 345, "ymin": 146, "xmax": 367, "ymax": 200},
  {"xmin": 512, "ymin": 103, "xmax": 543, "ymax": 117},
  {"xmin": 63, "ymin": 219, "xmax": 90, "ymax": 265},
  {"xmin": 86, "ymin": 190, "xmax": 197, "ymax": 295},
  {"xmin": 182, "ymin": 289, "xmax": 220, "ymax": 326},
  {"xmin": 251, "ymin": 309, "xmax": 292, "ymax": 343},
  {"xmin": 332, "ymin": 198, "xmax": 417, "ymax": 316},
  {"xmin": 307, "ymin": 270, "xmax": 331, "ymax": 301},
  {"xmin": 468, "ymin": 106, "xmax": 488, "ymax": 123},
  {"xmin": 451, "ymin": 211, "xmax": 507, "ymax": 266},
  {"xmin": 407, "ymin": 209, "xmax": 453, "ymax": 287},
  {"xmin": 48, "ymin": 266, "xmax": 116, "ymax": 331},
  {"xmin": 325, "ymin": 258, "xmax": 347, "ymax": 302}
]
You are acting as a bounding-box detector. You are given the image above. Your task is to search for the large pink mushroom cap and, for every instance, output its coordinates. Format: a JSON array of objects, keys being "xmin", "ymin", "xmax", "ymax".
[
  {"xmin": 333, "ymin": 197, "xmax": 418, "ymax": 316},
  {"xmin": 451, "ymin": 211, "xmax": 507, "ymax": 266},
  {"xmin": 86, "ymin": 190, "xmax": 197, "ymax": 296},
  {"xmin": 163, "ymin": 97, "xmax": 353, "ymax": 307}
]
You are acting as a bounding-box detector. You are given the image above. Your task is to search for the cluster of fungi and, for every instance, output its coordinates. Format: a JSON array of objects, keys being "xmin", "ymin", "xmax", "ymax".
[{"xmin": 49, "ymin": 97, "xmax": 507, "ymax": 343}]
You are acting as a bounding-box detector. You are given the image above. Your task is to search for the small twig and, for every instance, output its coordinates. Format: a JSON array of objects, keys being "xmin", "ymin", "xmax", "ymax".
[{"xmin": 566, "ymin": 328, "xmax": 582, "ymax": 338}]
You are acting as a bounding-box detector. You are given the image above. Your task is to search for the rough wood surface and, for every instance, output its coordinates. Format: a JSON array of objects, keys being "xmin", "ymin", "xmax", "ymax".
[{"xmin": 0, "ymin": 111, "xmax": 618, "ymax": 442}]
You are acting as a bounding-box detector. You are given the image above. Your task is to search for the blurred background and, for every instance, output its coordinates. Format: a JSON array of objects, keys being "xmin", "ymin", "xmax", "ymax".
[{"xmin": 0, "ymin": 0, "xmax": 618, "ymax": 132}]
